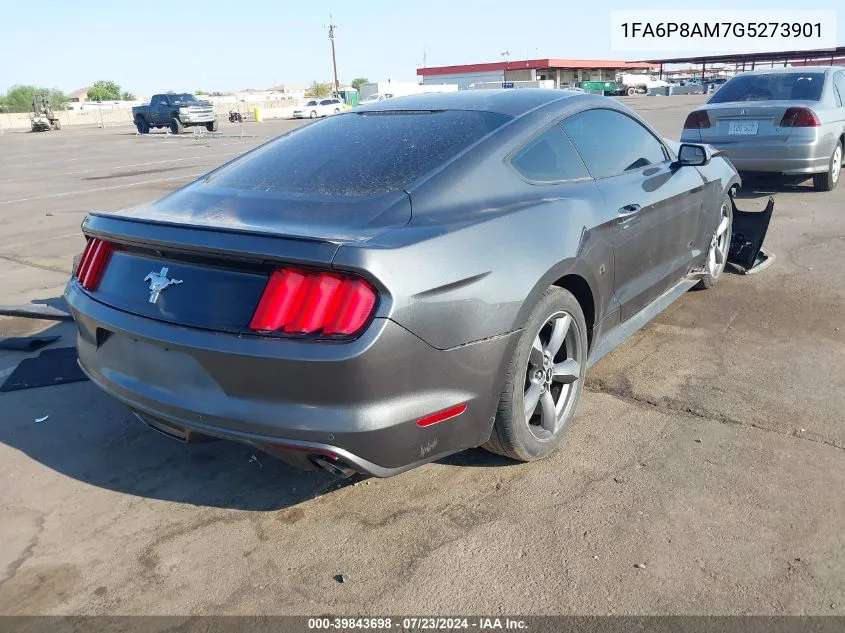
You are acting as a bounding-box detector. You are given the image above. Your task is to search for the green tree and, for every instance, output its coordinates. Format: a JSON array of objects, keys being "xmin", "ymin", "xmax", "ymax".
[
  {"xmin": 306, "ymin": 81, "xmax": 331, "ymax": 98},
  {"xmin": 0, "ymin": 85, "xmax": 67, "ymax": 113},
  {"xmin": 350, "ymin": 77, "xmax": 369, "ymax": 91},
  {"xmin": 87, "ymin": 80, "xmax": 122, "ymax": 101}
]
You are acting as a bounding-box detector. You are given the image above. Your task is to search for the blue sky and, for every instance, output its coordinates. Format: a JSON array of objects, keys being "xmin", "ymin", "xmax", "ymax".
[{"xmin": 0, "ymin": 0, "xmax": 842, "ymax": 95}]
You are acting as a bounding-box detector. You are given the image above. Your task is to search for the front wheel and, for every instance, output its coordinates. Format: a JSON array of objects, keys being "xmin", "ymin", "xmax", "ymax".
[
  {"xmin": 169, "ymin": 118, "xmax": 184, "ymax": 135},
  {"xmin": 483, "ymin": 287, "xmax": 588, "ymax": 462},
  {"xmin": 207, "ymin": 119, "xmax": 219, "ymax": 132},
  {"xmin": 695, "ymin": 193, "xmax": 732, "ymax": 289},
  {"xmin": 813, "ymin": 141, "xmax": 842, "ymax": 192},
  {"xmin": 309, "ymin": 110, "xmax": 317, "ymax": 119}
]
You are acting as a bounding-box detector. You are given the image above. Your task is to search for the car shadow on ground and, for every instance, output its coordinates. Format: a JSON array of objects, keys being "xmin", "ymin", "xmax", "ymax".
[
  {"xmin": 1, "ymin": 298, "xmax": 367, "ymax": 512},
  {"xmin": 735, "ymin": 174, "xmax": 820, "ymax": 198},
  {"xmin": 2, "ymin": 297, "xmax": 514, "ymax": 511}
]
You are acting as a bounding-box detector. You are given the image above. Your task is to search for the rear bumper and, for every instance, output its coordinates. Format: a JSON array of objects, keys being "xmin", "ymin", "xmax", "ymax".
[
  {"xmin": 684, "ymin": 135, "xmax": 836, "ymax": 175},
  {"xmin": 65, "ymin": 281, "xmax": 516, "ymax": 476}
]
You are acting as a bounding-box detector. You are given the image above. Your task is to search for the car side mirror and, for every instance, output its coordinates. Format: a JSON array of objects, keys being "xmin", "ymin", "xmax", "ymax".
[{"xmin": 676, "ymin": 143, "xmax": 710, "ymax": 167}]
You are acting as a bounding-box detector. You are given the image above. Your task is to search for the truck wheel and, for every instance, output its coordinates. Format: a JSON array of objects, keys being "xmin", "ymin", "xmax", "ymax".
[
  {"xmin": 206, "ymin": 119, "xmax": 219, "ymax": 132},
  {"xmin": 169, "ymin": 118, "xmax": 184, "ymax": 135},
  {"xmin": 135, "ymin": 117, "xmax": 149, "ymax": 134},
  {"xmin": 626, "ymin": 87, "xmax": 636, "ymax": 96}
]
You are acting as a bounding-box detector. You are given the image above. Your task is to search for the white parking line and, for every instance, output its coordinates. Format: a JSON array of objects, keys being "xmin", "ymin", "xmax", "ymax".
[
  {"xmin": 0, "ymin": 231, "xmax": 83, "ymax": 251},
  {"xmin": 0, "ymin": 152, "xmax": 237, "ymax": 183},
  {"xmin": 0, "ymin": 140, "xmax": 250, "ymax": 170},
  {"xmin": 0, "ymin": 173, "xmax": 205, "ymax": 205}
]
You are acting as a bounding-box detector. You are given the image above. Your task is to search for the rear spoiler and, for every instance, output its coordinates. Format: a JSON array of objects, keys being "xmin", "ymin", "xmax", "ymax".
[{"xmin": 727, "ymin": 196, "xmax": 775, "ymax": 274}]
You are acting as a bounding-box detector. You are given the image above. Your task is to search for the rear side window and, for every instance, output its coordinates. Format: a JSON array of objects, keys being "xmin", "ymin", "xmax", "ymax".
[
  {"xmin": 562, "ymin": 109, "xmax": 667, "ymax": 179},
  {"xmin": 709, "ymin": 72, "xmax": 826, "ymax": 103},
  {"xmin": 209, "ymin": 110, "xmax": 512, "ymax": 196},
  {"xmin": 833, "ymin": 72, "xmax": 845, "ymax": 106},
  {"xmin": 511, "ymin": 125, "xmax": 589, "ymax": 182}
]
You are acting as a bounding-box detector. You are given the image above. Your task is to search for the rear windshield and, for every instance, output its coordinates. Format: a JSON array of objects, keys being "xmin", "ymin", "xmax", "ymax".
[
  {"xmin": 207, "ymin": 110, "xmax": 512, "ymax": 196},
  {"xmin": 709, "ymin": 72, "xmax": 826, "ymax": 103}
]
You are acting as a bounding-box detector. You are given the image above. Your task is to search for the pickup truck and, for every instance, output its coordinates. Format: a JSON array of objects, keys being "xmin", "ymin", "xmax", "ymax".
[{"xmin": 132, "ymin": 93, "xmax": 217, "ymax": 134}]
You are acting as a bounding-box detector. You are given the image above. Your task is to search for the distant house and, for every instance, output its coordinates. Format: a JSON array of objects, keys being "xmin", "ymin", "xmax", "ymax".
[
  {"xmin": 268, "ymin": 83, "xmax": 306, "ymax": 99},
  {"xmin": 68, "ymin": 87, "xmax": 92, "ymax": 103}
]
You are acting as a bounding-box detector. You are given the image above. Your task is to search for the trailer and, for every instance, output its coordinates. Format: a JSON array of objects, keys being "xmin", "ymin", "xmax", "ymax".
[
  {"xmin": 357, "ymin": 82, "xmax": 457, "ymax": 102},
  {"xmin": 467, "ymin": 80, "xmax": 555, "ymax": 90},
  {"xmin": 616, "ymin": 73, "xmax": 671, "ymax": 96}
]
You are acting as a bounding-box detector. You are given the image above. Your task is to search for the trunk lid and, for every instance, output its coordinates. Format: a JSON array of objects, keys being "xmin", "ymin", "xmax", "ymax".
[
  {"xmin": 700, "ymin": 101, "xmax": 810, "ymax": 144},
  {"xmin": 113, "ymin": 183, "xmax": 412, "ymax": 243},
  {"xmin": 81, "ymin": 188, "xmax": 409, "ymax": 332}
]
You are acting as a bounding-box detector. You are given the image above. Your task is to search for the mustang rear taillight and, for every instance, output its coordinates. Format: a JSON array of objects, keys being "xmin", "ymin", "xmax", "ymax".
[
  {"xmin": 249, "ymin": 268, "xmax": 377, "ymax": 337},
  {"xmin": 74, "ymin": 238, "xmax": 116, "ymax": 291},
  {"xmin": 780, "ymin": 107, "xmax": 820, "ymax": 127},
  {"xmin": 683, "ymin": 110, "xmax": 711, "ymax": 129}
]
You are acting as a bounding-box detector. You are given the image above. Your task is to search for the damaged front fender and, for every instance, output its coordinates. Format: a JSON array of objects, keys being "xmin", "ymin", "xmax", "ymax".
[{"xmin": 728, "ymin": 196, "xmax": 774, "ymax": 274}]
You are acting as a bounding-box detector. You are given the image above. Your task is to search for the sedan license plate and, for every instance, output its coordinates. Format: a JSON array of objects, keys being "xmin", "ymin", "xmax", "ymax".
[{"xmin": 728, "ymin": 120, "xmax": 759, "ymax": 135}]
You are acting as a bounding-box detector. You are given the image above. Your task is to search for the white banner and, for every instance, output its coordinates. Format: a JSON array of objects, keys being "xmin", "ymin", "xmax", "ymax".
[{"xmin": 610, "ymin": 10, "xmax": 837, "ymax": 53}]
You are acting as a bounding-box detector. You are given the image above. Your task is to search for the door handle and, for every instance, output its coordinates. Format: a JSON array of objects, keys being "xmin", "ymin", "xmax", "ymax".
[{"xmin": 617, "ymin": 204, "xmax": 642, "ymax": 222}]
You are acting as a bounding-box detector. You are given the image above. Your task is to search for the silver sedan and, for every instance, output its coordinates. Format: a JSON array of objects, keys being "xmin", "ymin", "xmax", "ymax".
[{"xmin": 681, "ymin": 66, "xmax": 845, "ymax": 191}]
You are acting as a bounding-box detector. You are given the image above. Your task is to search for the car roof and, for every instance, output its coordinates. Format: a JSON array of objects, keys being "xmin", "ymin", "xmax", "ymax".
[
  {"xmin": 736, "ymin": 66, "xmax": 843, "ymax": 76},
  {"xmin": 354, "ymin": 89, "xmax": 582, "ymax": 117}
]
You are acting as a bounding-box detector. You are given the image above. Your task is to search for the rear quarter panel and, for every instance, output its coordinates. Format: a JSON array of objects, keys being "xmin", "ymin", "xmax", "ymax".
[{"xmin": 332, "ymin": 183, "xmax": 613, "ymax": 350}]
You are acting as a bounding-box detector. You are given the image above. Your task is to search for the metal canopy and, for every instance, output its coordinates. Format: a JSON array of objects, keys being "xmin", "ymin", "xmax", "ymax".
[{"xmin": 634, "ymin": 46, "xmax": 845, "ymax": 66}]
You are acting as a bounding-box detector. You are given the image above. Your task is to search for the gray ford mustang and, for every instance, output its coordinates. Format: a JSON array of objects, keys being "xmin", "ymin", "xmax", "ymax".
[{"xmin": 65, "ymin": 90, "xmax": 765, "ymax": 477}]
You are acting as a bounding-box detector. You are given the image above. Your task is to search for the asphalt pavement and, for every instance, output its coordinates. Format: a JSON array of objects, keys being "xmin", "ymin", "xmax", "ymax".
[{"xmin": 1, "ymin": 96, "xmax": 843, "ymax": 616}]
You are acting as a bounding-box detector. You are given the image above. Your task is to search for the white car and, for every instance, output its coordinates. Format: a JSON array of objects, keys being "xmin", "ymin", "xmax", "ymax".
[
  {"xmin": 292, "ymin": 98, "xmax": 344, "ymax": 119},
  {"xmin": 359, "ymin": 93, "xmax": 394, "ymax": 106}
]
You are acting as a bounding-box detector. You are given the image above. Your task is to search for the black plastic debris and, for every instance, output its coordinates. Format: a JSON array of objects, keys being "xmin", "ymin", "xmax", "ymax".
[
  {"xmin": 728, "ymin": 196, "xmax": 775, "ymax": 274},
  {"xmin": 0, "ymin": 303, "xmax": 72, "ymax": 321},
  {"xmin": 0, "ymin": 335, "xmax": 60, "ymax": 352},
  {"xmin": 0, "ymin": 347, "xmax": 88, "ymax": 392}
]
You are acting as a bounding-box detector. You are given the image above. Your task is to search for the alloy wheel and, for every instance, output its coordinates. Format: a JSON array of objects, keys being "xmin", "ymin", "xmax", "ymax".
[
  {"xmin": 707, "ymin": 202, "xmax": 731, "ymax": 279},
  {"xmin": 523, "ymin": 311, "xmax": 583, "ymax": 440},
  {"xmin": 833, "ymin": 145, "xmax": 842, "ymax": 185}
]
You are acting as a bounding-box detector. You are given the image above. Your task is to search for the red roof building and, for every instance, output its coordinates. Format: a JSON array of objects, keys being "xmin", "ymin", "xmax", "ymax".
[{"xmin": 417, "ymin": 58, "xmax": 657, "ymax": 89}]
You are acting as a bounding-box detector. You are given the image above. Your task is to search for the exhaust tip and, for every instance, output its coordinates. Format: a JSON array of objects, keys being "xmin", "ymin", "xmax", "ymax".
[{"xmin": 311, "ymin": 455, "xmax": 357, "ymax": 478}]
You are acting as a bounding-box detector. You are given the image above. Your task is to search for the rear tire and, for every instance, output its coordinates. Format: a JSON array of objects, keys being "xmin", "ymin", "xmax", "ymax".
[
  {"xmin": 135, "ymin": 117, "xmax": 149, "ymax": 134},
  {"xmin": 813, "ymin": 141, "xmax": 842, "ymax": 192},
  {"xmin": 627, "ymin": 87, "xmax": 636, "ymax": 96},
  {"xmin": 483, "ymin": 287, "xmax": 588, "ymax": 462},
  {"xmin": 207, "ymin": 119, "xmax": 219, "ymax": 132},
  {"xmin": 169, "ymin": 118, "xmax": 184, "ymax": 135}
]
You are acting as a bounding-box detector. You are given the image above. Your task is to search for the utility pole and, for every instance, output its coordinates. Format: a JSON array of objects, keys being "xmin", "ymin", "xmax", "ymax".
[
  {"xmin": 325, "ymin": 14, "xmax": 340, "ymax": 96},
  {"xmin": 501, "ymin": 51, "xmax": 511, "ymax": 83}
]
